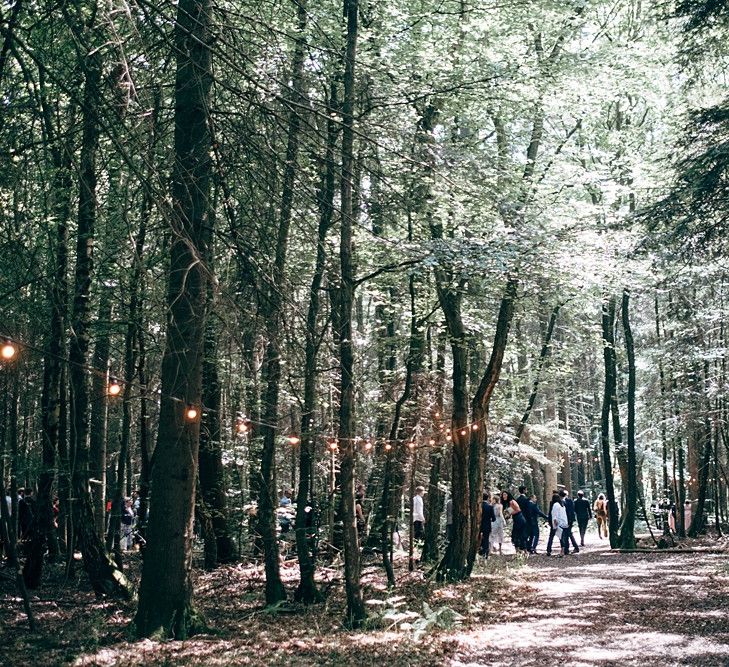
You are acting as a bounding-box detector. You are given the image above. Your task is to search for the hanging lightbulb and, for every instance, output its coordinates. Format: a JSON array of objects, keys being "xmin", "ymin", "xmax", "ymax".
[
  {"xmin": 1, "ymin": 340, "xmax": 17, "ymax": 360},
  {"xmin": 288, "ymin": 435, "xmax": 301, "ymax": 445},
  {"xmin": 460, "ymin": 429, "xmax": 467, "ymax": 436},
  {"xmin": 385, "ymin": 443, "xmax": 392, "ymax": 451},
  {"xmin": 108, "ymin": 376, "xmax": 122, "ymax": 396},
  {"xmin": 408, "ymin": 441, "xmax": 416, "ymax": 450},
  {"xmin": 429, "ymin": 438, "xmax": 436, "ymax": 446},
  {"xmin": 434, "ymin": 412, "xmax": 440, "ymax": 419},
  {"xmin": 186, "ymin": 405, "xmax": 199, "ymax": 421},
  {"xmin": 439, "ymin": 423, "xmax": 445, "ymax": 430},
  {"xmin": 328, "ymin": 440, "xmax": 338, "ymax": 451},
  {"xmin": 446, "ymin": 434, "xmax": 452, "ymax": 442},
  {"xmin": 471, "ymin": 423, "xmax": 479, "ymax": 431},
  {"xmin": 364, "ymin": 441, "xmax": 373, "ymax": 451},
  {"xmin": 236, "ymin": 420, "xmax": 248, "ymax": 435}
]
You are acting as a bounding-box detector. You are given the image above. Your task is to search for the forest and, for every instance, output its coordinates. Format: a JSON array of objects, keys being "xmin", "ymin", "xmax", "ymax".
[{"xmin": 1, "ymin": 0, "xmax": 729, "ymax": 665}]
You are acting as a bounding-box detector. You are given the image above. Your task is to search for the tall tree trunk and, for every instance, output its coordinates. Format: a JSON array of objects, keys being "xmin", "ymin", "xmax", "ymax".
[
  {"xmin": 421, "ymin": 330, "xmax": 447, "ymax": 563},
  {"xmin": 338, "ymin": 0, "xmax": 366, "ymax": 627},
  {"xmin": 257, "ymin": 0, "xmax": 309, "ymax": 605},
  {"xmin": 67, "ymin": 22, "xmax": 130, "ymax": 598},
  {"xmin": 135, "ymin": 0, "xmax": 212, "ymax": 637},
  {"xmin": 618, "ymin": 289, "xmax": 638, "ymax": 549},
  {"xmin": 601, "ymin": 297, "xmax": 620, "ymax": 547},
  {"xmin": 466, "ymin": 277, "xmax": 518, "ymax": 573},
  {"xmin": 294, "ymin": 76, "xmax": 336, "ymax": 605},
  {"xmin": 689, "ymin": 361, "xmax": 713, "ymax": 537}
]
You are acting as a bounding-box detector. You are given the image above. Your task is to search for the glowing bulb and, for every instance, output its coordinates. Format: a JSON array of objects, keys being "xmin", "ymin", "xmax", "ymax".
[
  {"xmin": 186, "ymin": 405, "xmax": 199, "ymax": 421},
  {"xmin": 429, "ymin": 438, "xmax": 436, "ymax": 446},
  {"xmin": 108, "ymin": 377, "xmax": 122, "ymax": 396},
  {"xmin": 434, "ymin": 412, "xmax": 440, "ymax": 419},
  {"xmin": 460, "ymin": 429, "xmax": 467, "ymax": 436},
  {"xmin": 471, "ymin": 424, "xmax": 478, "ymax": 431},
  {"xmin": 288, "ymin": 435, "xmax": 301, "ymax": 445},
  {"xmin": 439, "ymin": 423, "xmax": 445, "ymax": 430},
  {"xmin": 385, "ymin": 443, "xmax": 392, "ymax": 451},
  {"xmin": 1, "ymin": 341, "xmax": 16, "ymax": 360},
  {"xmin": 329, "ymin": 440, "xmax": 338, "ymax": 451},
  {"xmin": 364, "ymin": 441, "xmax": 372, "ymax": 451},
  {"xmin": 237, "ymin": 421, "xmax": 248, "ymax": 434},
  {"xmin": 446, "ymin": 434, "xmax": 452, "ymax": 442},
  {"xmin": 408, "ymin": 441, "xmax": 415, "ymax": 450}
]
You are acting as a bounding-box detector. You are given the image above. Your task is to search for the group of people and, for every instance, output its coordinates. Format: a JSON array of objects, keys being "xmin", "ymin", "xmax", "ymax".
[{"xmin": 470, "ymin": 487, "xmax": 611, "ymax": 557}]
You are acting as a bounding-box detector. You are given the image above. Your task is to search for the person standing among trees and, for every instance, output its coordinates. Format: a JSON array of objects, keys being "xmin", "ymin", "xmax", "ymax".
[
  {"xmin": 574, "ymin": 490, "xmax": 592, "ymax": 547},
  {"xmin": 527, "ymin": 494, "xmax": 549, "ymax": 554},
  {"xmin": 502, "ymin": 491, "xmax": 526, "ymax": 552},
  {"xmin": 490, "ymin": 494, "xmax": 505, "ymax": 554},
  {"xmin": 561, "ymin": 490, "xmax": 579, "ymax": 553},
  {"xmin": 594, "ymin": 493, "xmax": 608, "ymax": 539},
  {"xmin": 412, "ymin": 486, "xmax": 425, "ymax": 541},
  {"xmin": 549, "ymin": 492, "xmax": 569, "ymax": 557},
  {"xmin": 516, "ymin": 486, "xmax": 532, "ymax": 551},
  {"xmin": 479, "ymin": 493, "xmax": 496, "ymax": 557}
]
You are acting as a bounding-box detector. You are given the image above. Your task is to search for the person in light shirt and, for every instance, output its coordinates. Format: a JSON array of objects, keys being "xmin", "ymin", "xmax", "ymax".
[
  {"xmin": 412, "ymin": 486, "xmax": 425, "ymax": 540},
  {"xmin": 550, "ymin": 492, "xmax": 569, "ymax": 557}
]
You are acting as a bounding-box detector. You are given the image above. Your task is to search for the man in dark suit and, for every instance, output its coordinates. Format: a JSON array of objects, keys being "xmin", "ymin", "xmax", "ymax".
[
  {"xmin": 527, "ymin": 494, "xmax": 549, "ymax": 553},
  {"xmin": 515, "ymin": 486, "xmax": 532, "ymax": 552},
  {"xmin": 574, "ymin": 490, "xmax": 592, "ymax": 547},
  {"xmin": 479, "ymin": 493, "xmax": 496, "ymax": 557}
]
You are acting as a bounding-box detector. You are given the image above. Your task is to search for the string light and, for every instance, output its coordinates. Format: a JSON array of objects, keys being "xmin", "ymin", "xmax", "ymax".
[
  {"xmin": 108, "ymin": 376, "xmax": 122, "ymax": 396},
  {"xmin": 446, "ymin": 434, "xmax": 452, "ymax": 442},
  {"xmin": 460, "ymin": 429, "xmax": 467, "ymax": 436},
  {"xmin": 364, "ymin": 441, "xmax": 372, "ymax": 451},
  {"xmin": 471, "ymin": 423, "xmax": 479, "ymax": 431},
  {"xmin": 328, "ymin": 440, "xmax": 338, "ymax": 451},
  {"xmin": 1, "ymin": 340, "xmax": 17, "ymax": 360},
  {"xmin": 434, "ymin": 412, "xmax": 440, "ymax": 419},
  {"xmin": 186, "ymin": 405, "xmax": 199, "ymax": 421},
  {"xmin": 429, "ymin": 438, "xmax": 436, "ymax": 446},
  {"xmin": 385, "ymin": 443, "xmax": 392, "ymax": 451},
  {"xmin": 236, "ymin": 420, "xmax": 248, "ymax": 435},
  {"xmin": 288, "ymin": 435, "xmax": 301, "ymax": 445},
  {"xmin": 408, "ymin": 441, "xmax": 416, "ymax": 450}
]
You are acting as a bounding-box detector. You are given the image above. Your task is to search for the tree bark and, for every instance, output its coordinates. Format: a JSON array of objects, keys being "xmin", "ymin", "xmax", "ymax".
[
  {"xmin": 618, "ymin": 289, "xmax": 638, "ymax": 549},
  {"xmin": 135, "ymin": 0, "xmax": 212, "ymax": 637},
  {"xmin": 601, "ymin": 297, "xmax": 620, "ymax": 548}
]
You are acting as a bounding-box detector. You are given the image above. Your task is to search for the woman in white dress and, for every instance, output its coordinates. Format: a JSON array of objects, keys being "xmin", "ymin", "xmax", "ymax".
[{"xmin": 490, "ymin": 494, "xmax": 505, "ymax": 554}]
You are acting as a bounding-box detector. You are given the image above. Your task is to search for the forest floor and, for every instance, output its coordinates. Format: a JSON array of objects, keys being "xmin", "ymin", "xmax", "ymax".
[{"xmin": 2, "ymin": 532, "xmax": 729, "ymax": 666}]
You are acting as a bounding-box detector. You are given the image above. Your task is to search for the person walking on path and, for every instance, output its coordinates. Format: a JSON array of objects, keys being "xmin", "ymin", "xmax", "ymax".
[
  {"xmin": 516, "ymin": 486, "xmax": 532, "ymax": 552},
  {"xmin": 479, "ymin": 493, "xmax": 496, "ymax": 557},
  {"xmin": 594, "ymin": 493, "xmax": 608, "ymax": 539},
  {"xmin": 490, "ymin": 495, "xmax": 505, "ymax": 554},
  {"xmin": 561, "ymin": 490, "xmax": 580, "ymax": 553},
  {"xmin": 574, "ymin": 490, "xmax": 592, "ymax": 547},
  {"xmin": 550, "ymin": 492, "xmax": 569, "ymax": 557}
]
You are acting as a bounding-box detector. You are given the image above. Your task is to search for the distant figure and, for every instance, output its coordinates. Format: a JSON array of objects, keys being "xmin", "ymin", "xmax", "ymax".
[
  {"xmin": 121, "ymin": 498, "xmax": 135, "ymax": 550},
  {"xmin": 18, "ymin": 488, "xmax": 35, "ymax": 542},
  {"xmin": 479, "ymin": 493, "xmax": 495, "ymax": 557},
  {"xmin": 684, "ymin": 500, "xmax": 693, "ymax": 534},
  {"xmin": 516, "ymin": 486, "xmax": 532, "ymax": 552},
  {"xmin": 490, "ymin": 495, "xmax": 505, "ymax": 554},
  {"xmin": 561, "ymin": 490, "xmax": 579, "ymax": 553},
  {"xmin": 527, "ymin": 494, "xmax": 549, "ymax": 554},
  {"xmin": 594, "ymin": 493, "xmax": 608, "ymax": 539},
  {"xmin": 502, "ymin": 491, "xmax": 526, "ymax": 553},
  {"xmin": 355, "ymin": 486, "xmax": 366, "ymax": 536},
  {"xmin": 279, "ymin": 489, "xmax": 292, "ymax": 507},
  {"xmin": 574, "ymin": 490, "xmax": 592, "ymax": 547},
  {"xmin": 412, "ymin": 486, "xmax": 425, "ymax": 540},
  {"xmin": 549, "ymin": 492, "xmax": 569, "ymax": 556}
]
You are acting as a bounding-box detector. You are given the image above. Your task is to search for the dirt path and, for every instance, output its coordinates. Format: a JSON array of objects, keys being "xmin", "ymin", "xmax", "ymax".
[
  {"xmin": 450, "ymin": 544, "xmax": 729, "ymax": 667},
  {"xmin": 3, "ymin": 539, "xmax": 729, "ymax": 666}
]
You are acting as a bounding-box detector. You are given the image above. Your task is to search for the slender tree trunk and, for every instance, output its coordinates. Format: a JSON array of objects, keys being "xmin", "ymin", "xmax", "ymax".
[
  {"xmin": 618, "ymin": 289, "xmax": 638, "ymax": 549},
  {"xmin": 338, "ymin": 0, "xmax": 366, "ymax": 627},
  {"xmin": 135, "ymin": 0, "xmax": 212, "ymax": 636},
  {"xmin": 601, "ymin": 297, "xmax": 620, "ymax": 547},
  {"xmin": 294, "ymin": 76, "xmax": 336, "ymax": 605},
  {"xmin": 67, "ymin": 28, "xmax": 130, "ymax": 598}
]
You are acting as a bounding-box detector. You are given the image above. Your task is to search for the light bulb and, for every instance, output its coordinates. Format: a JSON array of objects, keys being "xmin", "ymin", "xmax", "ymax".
[
  {"xmin": 385, "ymin": 443, "xmax": 392, "ymax": 451},
  {"xmin": 186, "ymin": 405, "xmax": 199, "ymax": 421},
  {"xmin": 471, "ymin": 424, "xmax": 478, "ymax": 431},
  {"xmin": 108, "ymin": 377, "xmax": 121, "ymax": 396},
  {"xmin": 288, "ymin": 435, "xmax": 301, "ymax": 445},
  {"xmin": 1, "ymin": 341, "xmax": 16, "ymax": 360}
]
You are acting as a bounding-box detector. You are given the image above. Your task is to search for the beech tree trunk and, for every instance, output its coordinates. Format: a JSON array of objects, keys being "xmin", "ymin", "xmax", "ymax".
[
  {"xmin": 601, "ymin": 296, "xmax": 620, "ymax": 548},
  {"xmin": 135, "ymin": 0, "xmax": 212, "ymax": 637},
  {"xmin": 618, "ymin": 289, "xmax": 638, "ymax": 549},
  {"xmin": 338, "ymin": 0, "xmax": 366, "ymax": 627}
]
